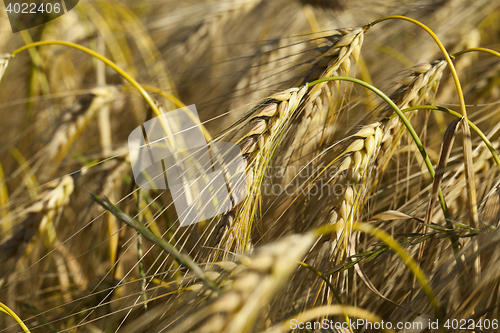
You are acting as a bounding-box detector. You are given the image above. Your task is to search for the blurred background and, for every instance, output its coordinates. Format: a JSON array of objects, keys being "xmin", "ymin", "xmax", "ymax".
[{"xmin": 1, "ymin": 0, "xmax": 500, "ymax": 332}]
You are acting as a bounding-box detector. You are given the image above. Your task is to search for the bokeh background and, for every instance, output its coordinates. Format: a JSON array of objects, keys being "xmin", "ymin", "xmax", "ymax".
[{"xmin": 1, "ymin": 0, "xmax": 500, "ymax": 332}]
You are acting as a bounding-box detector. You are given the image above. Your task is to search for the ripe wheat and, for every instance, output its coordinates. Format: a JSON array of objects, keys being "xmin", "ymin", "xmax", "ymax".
[
  {"xmin": 170, "ymin": 233, "xmax": 315, "ymax": 333},
  {"xmin": 213, "ymin": 85, "xmax": 308, "ymax": 253},
  {"xmin": 375, "ymin": 59, "xmax": 447, "ymax": 174},
  {"xmin": 0, "ymin": 175, "xmax": 74, "ymax": 287},
  {"xmin": 38, "ymin": 87, "xmax": 117, "ymax": 179}
]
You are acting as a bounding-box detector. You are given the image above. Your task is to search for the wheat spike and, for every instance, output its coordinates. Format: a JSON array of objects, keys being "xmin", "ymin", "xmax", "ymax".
[
  {"xmin": 170, "ymin": 233, "xmax": 315, "ymax": 333},
  {"xmin": 281, "ymin": 27, "xmax": 366, "ymax": 185},
  {"xmin": 0, "ymin": 175, "xmax": 74, "ymax": 287},
  {"xmin": 302, "ymin": 27, "xmax": 365, "ymax": 119},
  {"xmin": 38, "ymin": 87, "xmax": 117, "ymax": 179},
  {"xmin": 328, "ymin": 122, "xmax": 383, "ymax": 231},
  {"xmin": 229, "ymin": 38, "xmax": 307, "ymax": 111},
  {"xmin": 314, "ymin": 123, "xmax": 383, "ymax": 305},
  {"xmin": 213, "ymin": 85, "xmax": 308, "ymax": 253},
  {"xmin": 341, "ymin": 59, "xmax": 448, "ymax": 250},
  {"xmin": 319, "ymin": 59, "xmax": 448, "ymax": 305},
  {"xmin": 302, "ymin": 59, "xmax": 448, "ymax": 307},
  {"xmin": 375, "ymin": 59, "xmax": 447, "ymax": 173},
  {"xmin": 213, "ymin": 28, "xmax": 366, "ymax": 250}
]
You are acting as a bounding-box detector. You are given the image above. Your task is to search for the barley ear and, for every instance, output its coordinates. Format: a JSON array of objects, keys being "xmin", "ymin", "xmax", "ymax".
[
  {"xmin": 376, "ymin": 59, "xmax": 448, "ymax": 173},
  {"xmin": 171, "ymin": 233, "xmax": 315, "ymax": 333},
  {"xmin": 42, "ymin": 86, "xmax": 117, "ymax": 178},
  {"xmin": 302, "ymin": 28, "xmax": 365, "ymax": 119},
  {"xmin": 214, "ymin": 85, "xmax": 308, "ymax": 252},
  {"xmin": 0, "ymin": 175, "xmax": 74, "ymax": 287},
  {"xmin": 326, "ymin": 123, "xmax": 383, "ymax": 261}
]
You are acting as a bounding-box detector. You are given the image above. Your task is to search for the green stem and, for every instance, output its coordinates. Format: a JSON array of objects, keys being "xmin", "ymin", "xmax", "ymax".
[
  {"xmin": 367, "ymin": 15, "xmax": 466, "ymax": 117},
  {"xmin": 313, "ymin": 223, "xmax": 443, "ymax": 326},
  {"xmin": 11, "ymin": 41, "xmax": 160, "ymax": 117},
  {"xmin": 91, "ymin": 194, "xmax": 218, "ymax": 291},
  {"xmin": 297, "ymin": 262, "xmax": 343, "ymax": 305},
  {"xmin": 453, "ymin": 47, "xmax": 500, "ymax": 59},
  {"xmin": 307, "ymin": 77, "xmax": 449, "ymax": 219},
  {"xmin": 391, "ymin": 105, "xmax": 500, "ymax": 168},
  {"xmin": 0, "ymin": 302, "xmax": 31, "ymax": 333},
  {"xmin": 366, "ymin": 15, "xmax": 479, "ymax": 231}
]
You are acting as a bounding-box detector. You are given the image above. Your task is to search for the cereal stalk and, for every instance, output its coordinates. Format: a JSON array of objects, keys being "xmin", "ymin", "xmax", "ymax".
[
  {"xmin": 10, "ymin": 41, "xmax": 160, "ymax": 116},
  {"xmin": 368, "ymin": 15, "xmax": 479, "ymax": 229},
  {"xmin": 0, "ymin": 302, "xmax": 31, "ymax": 333}
]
